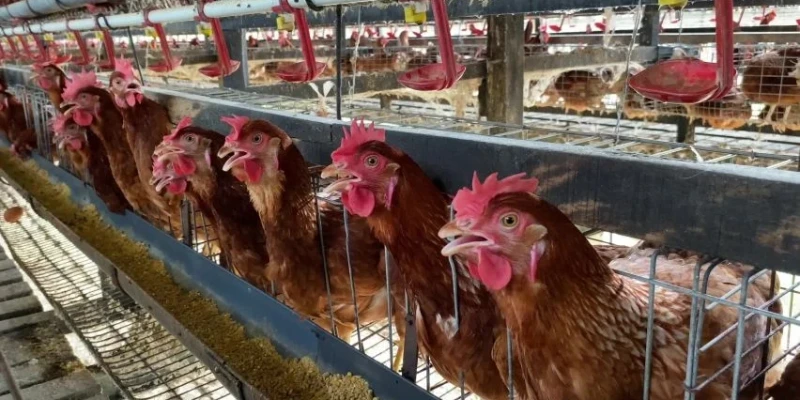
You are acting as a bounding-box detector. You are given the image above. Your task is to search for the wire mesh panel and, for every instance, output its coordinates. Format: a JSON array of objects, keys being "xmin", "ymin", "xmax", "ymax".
[{"xmin": 0, "ymin": 182, "xmax": 233, "ymax": 400}]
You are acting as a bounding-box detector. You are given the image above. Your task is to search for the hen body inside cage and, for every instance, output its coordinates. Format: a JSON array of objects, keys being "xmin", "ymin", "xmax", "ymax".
[{"xmin": 0, "ymin": 2, "xmax": 799, "ymax": 400}]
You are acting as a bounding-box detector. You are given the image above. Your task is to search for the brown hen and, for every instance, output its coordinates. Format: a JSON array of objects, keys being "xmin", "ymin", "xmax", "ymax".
[
  {"xmin": 440, "ymin": 174, "xmax": 783, "ymax": 400},
  {"xmin": 61, "ymin": 72, "xmax": 174, "ymax": 227},
  {"xmin": 151, "ymin": 121, "xmax": 270, "ymax": 290},
  {"xmin": 217, "ymin": 117, "xmax": 397, "ymax": 345},
  {"xmin": 554, "ymin": 69, "xmax": 615, "ymax": 113},
  {"xmin": 321, "ymin": 121, "xmax": 632, "ymax": 399},
  {"xmin": 741, "ymin": 47, "xmax": 800, "ymax": 125},
  {"xmin": 769, "ymin": 352, "xmax": 800, "ymax": 400}
]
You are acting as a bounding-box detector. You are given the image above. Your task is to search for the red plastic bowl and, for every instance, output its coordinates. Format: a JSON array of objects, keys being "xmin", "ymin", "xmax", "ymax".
[
  {"xmin": 199, "ymin": 60, "xmax": 242, "ymax": 78},
  {"xmin": 149, "ymin": 57, "xmax": 183, "ymax": 73},
  {"xmin": 398, "ymin": 63, "xmax": 467, "ymax": 91},
  {"xmin": 276, "ymin": 61, "xmax": 326, "ymax": 83},
  {"xmin": 628, "ymin": 58, "xmax": 720, "ymax": 104},
  {"xmin": 51, "ymin": 54, "xmax": 72, "ymax": 64}
]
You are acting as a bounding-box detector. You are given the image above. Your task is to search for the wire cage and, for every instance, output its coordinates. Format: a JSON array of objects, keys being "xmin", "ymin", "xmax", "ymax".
[
  {"xmin": 10, "ymin": 74, "xmax": 800, "ymax": 400},
  {"xmin": 4, "ymin": 1, "xmax": 800, "ymax": 399}
]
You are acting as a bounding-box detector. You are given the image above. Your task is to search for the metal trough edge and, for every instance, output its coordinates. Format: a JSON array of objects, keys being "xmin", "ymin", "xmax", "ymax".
[{"xmin": 0, "ymin": 149, "xmax": 438, "ymax": 400}]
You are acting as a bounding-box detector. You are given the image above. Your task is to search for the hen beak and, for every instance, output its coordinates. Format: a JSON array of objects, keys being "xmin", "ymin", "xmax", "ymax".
[
  {"xmin": 439, "ymin": 221, "xmax": 493, "ymax": 257},
  {"xmin": 124, "ymin": 82, "xmax": 144, "ymax": 95},
  {"xmin": 217, "ymin": 142, "xmax": 252, "ymax": 172},
  {"xmin": 320, "ymin": 163, "xmax": 360, "ymax": 194},
  {"xmin": 53, "ymin": 134, "xmax": 67, "ymax": 149},
  {"xmin": 320, "ymin": 163, "xmax": 340, "ymax": 179},
  {"xmin": 149, "ymin": 167, "xmax": 177, "ymax": 193},
  {"xmin": 153, "ymin": 141, "xmax": 185, "ymax": 161}
]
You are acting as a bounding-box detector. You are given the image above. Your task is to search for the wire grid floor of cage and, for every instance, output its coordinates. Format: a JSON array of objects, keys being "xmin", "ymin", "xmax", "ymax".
[{"xmin": 0, "ymin": 184, "xmax": 233, "ymax": 400}]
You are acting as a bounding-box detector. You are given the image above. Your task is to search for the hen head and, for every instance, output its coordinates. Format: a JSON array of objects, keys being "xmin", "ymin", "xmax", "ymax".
[
  {"xmin": 108, "ymin": 58, "xmax": 144, "ymax": 108},
  {"xmin": 438, "ymin": 172, "xmax": 545, "ymax": 291},
  {"xmin": 150, "ymin": 156, "xmax": 188, "ymax": 195},
  {"xmin": 61, "ymin": 71, "xmax": 103, "ymax": 127},
  {"xmin": 52, "ymin": 110, "xmax": 87, "ymax": 152},
  {"xmin": 152, "ymin": 116, "xmax": 219, "ymax": 181},
  {"xmin": 32, "ymin": 62, "xmax": 65, "ymax": 91},
  {"xmin": 320, "ymin": 118, "xmax": 401, "ymax": 217},
  {"xmin": 216, "ymin": 115, "xmax": 293, "ymax": 184}
]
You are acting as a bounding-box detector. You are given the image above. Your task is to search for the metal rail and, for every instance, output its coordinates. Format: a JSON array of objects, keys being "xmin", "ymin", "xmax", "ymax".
[{"xmin": 0, "ymin": 0, "xmax": 370, "ymax": 35}]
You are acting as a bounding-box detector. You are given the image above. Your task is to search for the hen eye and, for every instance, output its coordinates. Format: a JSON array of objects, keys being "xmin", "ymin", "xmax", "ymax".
[
  {"xmin": 500, "ymin": 213, "xmax": 518, "ymax": 228},
  {"xmin": 184, "ymin": 134, "xmax": 195, "ymax": 143},
  {"xmin": 252, "ymin": 133, "xmax": 263, "ymax": 144},
  {"xmin": 364, "ymin": 155, "xmax": 379, "ymax": 168}
]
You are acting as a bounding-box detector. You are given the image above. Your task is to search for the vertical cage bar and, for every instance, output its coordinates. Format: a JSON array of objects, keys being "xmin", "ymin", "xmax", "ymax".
[
  {"xmin": 730, "ymin": 268, "xmax": 757, "ymax": 400},
  {"xmin": 642, "ymin": 249, "xmax": 660, "ymax": 400},
  {"xmin": 180, "ymin": 198, "xmax": 194, "ymax": 246},
  {"xmin": 384, "ymin": 245, "xmax": 394, "ymax": 370},
  {"xmin": 313, "ymin": 192, "xmax": 337, "ymax": 337},
  {"xmin": 335, "ymin": 4, "xmax": 344, "ymax": 120},
  {"xmin": 342, "ymin": 208, "xmax": 364, "ymax": 351}
]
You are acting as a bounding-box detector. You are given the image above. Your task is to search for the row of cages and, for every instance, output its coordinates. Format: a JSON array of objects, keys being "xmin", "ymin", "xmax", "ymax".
[
  {"xmin": 6, "ymin": 69, "xmax": 800, "ymax": 399},
  {"xmin": 9, "ymin": 11, "xmax": 800, "ymax": 174}
]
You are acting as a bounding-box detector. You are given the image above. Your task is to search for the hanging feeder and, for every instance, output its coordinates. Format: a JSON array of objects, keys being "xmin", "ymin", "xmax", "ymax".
[
  {"xmin": 398, "ymin": 0, "xmax": 466, "ymax": 91},
  {"xmin": 628, "ymin": 0, "xmax": 734, "ymax": 104},
  {"xmin": 272, "ymin": 0, "xmax": 325, "ymax": 83},
  {"xmin": 31, "ymin": 34, "xmax": 50, "ymax": 62},
  {"xmin": 196, "ymin": 0, "xmax": 240, "ymax": 78},
  {"xmin": 548, "ymin": 15, "xmax": 566, "ymax": 32},
  {"xmin": 4, "ymin": 36, "xmax": 19, "ymax": 60},
  {"xmin": 98, "ymin": 29, "xmax": 116, "ymax": 71},
  {"xmin": 70, "ymin": 30, "xmax": 95, "ymax": 66},
  {"xmin": 17, "ymin": 35, "xmax": 34, "ymax": 61},
  {"xmin": 144, "ymin": 9, "xmax": 182, "ymax": 73}
]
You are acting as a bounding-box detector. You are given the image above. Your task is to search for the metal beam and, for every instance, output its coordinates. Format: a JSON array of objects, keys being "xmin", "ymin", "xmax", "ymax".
[
  {"xmin": 0, "ymin": 0, "xmax": 370, "ymax": 35},
  {"xmin": 221, "ymin": 0, "xmax": 800, "ymax": 29},
  {"xmin": 222, "ymin": 28, "xmax": 248, "ymax": 90},
  {"xmin": 0, "ymin": 0, "xmax": 100, "ymax": 21},
  {"xmin": 485, "ymin": 14, "xmax": 524, "ymax": 125}
]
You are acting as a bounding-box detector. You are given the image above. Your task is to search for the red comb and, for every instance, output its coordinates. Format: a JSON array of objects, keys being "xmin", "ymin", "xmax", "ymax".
[
  {"xmin": 115, "ymin": 57, "xmax": 136, "ymax": 81},
  {"xmin": 62, "ymin": 71, "xmax": 101, "ymax": 101},
  {"xmin": 332, "ymin": 118, "xmax": 385, "ymax": 158},
  {"xmin": 51, "ymin": 113, "xmax": 72, "ymax": 133},
  {"xmin": 452, "ymin": 172, "xmax": 539, "ymax": 219},
  {"xmin": 166, "ymin": 116, "xmax": 193, "ymax": 140},
  {"xmin": 221, "ymin": 115, "xmax": 250, "ymax": 142}
]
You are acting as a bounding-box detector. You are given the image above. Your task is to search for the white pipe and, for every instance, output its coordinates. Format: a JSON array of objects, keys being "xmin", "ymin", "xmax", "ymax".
[
  {"xmin": 0, "ymin": 0, "xmax": 101, "ymax": 21},
  {"xmin": 0, "ymin": 0, "xmax": 370, "ymax": 35}
]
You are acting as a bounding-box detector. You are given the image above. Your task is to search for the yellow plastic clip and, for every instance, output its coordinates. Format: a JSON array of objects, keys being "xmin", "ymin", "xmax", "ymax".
[
  {"xmin": 197, "ymin": 22, "xmax": 213, "ymax": 37},
  {"xmin": 658, "ymin": 0, "xmax": 688, "ymax": 8},
  {"xmin": 94, "ymin": 31, "xmax": 103, "ymax": 40},
  {"xmin": 277, "ymin": 13, "xmax": 295, "ymax": 32},
  {"xmin": 145, "ymin": 27, "xmax": 158, "ymax": 39},
  {"xmin": 404, "ymin": 2, "xmax": 427, "ymax": 25},
  {"xmin": 65, "ymin": 32, "xmax": 75, "ymax": 41},
  {"xmin": 43, "ymin": 33, "xmax": 54, "ymax": 42}
]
